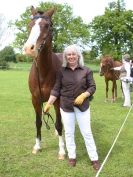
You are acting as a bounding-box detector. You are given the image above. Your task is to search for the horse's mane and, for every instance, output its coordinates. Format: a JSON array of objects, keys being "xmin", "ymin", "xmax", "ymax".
[
  {"xmin": 101, "ymin": 55, "xmax": 113, "ymax": 60},
  {"xmin": 101, "ymin": 55, "xmax": 114, "ymax": 67}
]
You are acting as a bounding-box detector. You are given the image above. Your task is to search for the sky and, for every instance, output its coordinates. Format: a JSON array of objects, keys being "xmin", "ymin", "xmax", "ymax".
[
  {"xmin": 0, "ymin": 0, "xmax": 133, "ymax": 23},
  {"xmin": 0, "ymin": 0, "xmax": 133, "ymax": 49}
]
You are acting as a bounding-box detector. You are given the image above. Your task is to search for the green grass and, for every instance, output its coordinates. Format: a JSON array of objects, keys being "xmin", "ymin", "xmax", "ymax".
[
  {"xmin": 9, "ymin": 62, "xmax": 32, "ymax": 71},
  {"xmin": 8, "ymin": 62, "xmax": 100, "ymax": 73},
  {"xmin": 0, "ymin": 69, "xmax": 133, "ymax": 177}
]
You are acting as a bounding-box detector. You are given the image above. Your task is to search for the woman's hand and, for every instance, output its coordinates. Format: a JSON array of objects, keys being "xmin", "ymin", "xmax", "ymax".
[
  {"xmin": 44, "ymin": 103, "xmax": 52, "ymax": 113},
  {"xmin": 74, "ymin": 92, "xmax": 90, "ymax": 105}
]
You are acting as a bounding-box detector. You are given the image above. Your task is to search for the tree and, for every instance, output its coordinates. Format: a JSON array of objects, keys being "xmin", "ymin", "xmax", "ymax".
[
  {"xmin": 12, "ymin": 2, "xmax": 90, "ymax": 52},
  {"xmin": 90, "ymin": 0, "xmax": 133, "ymax": 59},
  {"xmin": 0, "ymin": 46, "xmax": 16, "ymax": 62}
]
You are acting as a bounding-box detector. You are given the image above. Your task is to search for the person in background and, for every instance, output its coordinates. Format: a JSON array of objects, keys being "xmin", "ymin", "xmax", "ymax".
[
  {"xmin": 44, "ymin": 44, "xmax": 100, "ymax": 171},
  {"xmin": 130, "ymin": 60, "xmax": 133, "ymax": 92},
  {"xmin": 130, "ymin": 60, "xmax": 133, "ymax": 79},
  {"xmin": 113, "ymin": 54, "xmax": 131, "ymax": 107}
]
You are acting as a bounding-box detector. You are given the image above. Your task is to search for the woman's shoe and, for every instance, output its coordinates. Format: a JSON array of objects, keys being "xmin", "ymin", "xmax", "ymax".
[
  {"xmin": 68, "ymin": 158, "xmax": 76, "ymax": 167},
  {"xmin": 91, "ymin": 160, "xmax": 101, "ymax": 171}
]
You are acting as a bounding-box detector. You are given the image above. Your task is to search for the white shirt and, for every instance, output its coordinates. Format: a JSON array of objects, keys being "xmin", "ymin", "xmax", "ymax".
[{"xmin": 113, "ymin": 61, "xmax": 132, "ymax": 82}]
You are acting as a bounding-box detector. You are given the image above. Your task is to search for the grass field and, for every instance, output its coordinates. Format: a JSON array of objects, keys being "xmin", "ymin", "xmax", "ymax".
[{"xmin": 0, "ymin": 68, "xmax": 133, "ymax": 177}]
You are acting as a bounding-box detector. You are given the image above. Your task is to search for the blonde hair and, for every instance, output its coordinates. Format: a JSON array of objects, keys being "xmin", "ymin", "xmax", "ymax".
[{"xmin": 62, "ymin": 44, "xmax": 84, "ymax": 67}]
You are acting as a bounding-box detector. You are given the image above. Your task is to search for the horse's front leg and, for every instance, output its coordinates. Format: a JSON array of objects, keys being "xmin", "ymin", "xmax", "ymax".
[
  {"xmin": 105, "ymin": 79, "xmax": 109, "ymax": 102},
  {"xmin": 32, "ymin": 97, "xmax": 42, "ymax": 154},
  {"xmin": 54, "ymin": 101, "xmax": 66, "ymax": 160}
]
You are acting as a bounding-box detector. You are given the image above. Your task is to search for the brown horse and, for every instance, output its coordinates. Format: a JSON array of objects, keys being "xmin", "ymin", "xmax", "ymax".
[
  {"xmin": 99, "ymin": 55, "xmax": 122, "ymax": 102},
  {"xmin": 23, "ymin": 6, "xmax": 65, "ymax": 159}
]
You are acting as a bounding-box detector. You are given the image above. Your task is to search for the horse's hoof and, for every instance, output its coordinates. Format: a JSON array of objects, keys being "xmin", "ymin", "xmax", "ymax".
[
  {"xmin": 32, "ymin": 148, "xmax": 40, "ymax": 154},
  {"xmin": 55, "ymin": 129, "xmax": 58, "ymax": 136},
  {"xmin": 58, "ymin": 154, "xmax": 65, "ymax": 160}
]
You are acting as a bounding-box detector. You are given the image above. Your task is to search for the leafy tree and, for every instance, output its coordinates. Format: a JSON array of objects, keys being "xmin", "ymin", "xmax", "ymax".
[
  {"xmin": 16, "ymin": 53, "xmax": 32, "ymax": 62},
  {"xmin": 0, "ymin": 46, "xmax": 16, "ymax": 62},
  {"xmin": 90, "ymin": 0, "xmax": 133, "ymax": 59},
  {"xmin": 12, "ymin": 2, "xmax": 90, "ymax": 52}
]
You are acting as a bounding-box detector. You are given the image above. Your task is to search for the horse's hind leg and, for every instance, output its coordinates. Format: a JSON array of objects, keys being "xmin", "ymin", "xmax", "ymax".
[
  {"xmin": 121, "ymin": 81, "xmax": 124, "ymax": 98},
  {"xmin": 54, "ymin": 101, "xmax": 65, "ymax": 160},
  {"xmin": 114, "ymin": 81, "xmax": 117, "ymax": 100},
  {"xmin": 32, "ymin": 97, "xmax": 42, "ymax": 154}
]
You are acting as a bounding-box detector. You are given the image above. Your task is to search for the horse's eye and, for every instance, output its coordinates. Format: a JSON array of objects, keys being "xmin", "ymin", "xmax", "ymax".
[
  {"xmin": 40, "ymin": 24, "xmax": 50, "ymax": 31},
  {"xmin": 40, "ymin": 23, "xmax": 49, "ymax": 30}
]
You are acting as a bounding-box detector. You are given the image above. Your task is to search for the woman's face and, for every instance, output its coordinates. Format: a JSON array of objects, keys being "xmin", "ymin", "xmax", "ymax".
[{"xmin": 66, "ymin": 50, "xmax": 79, "ymax": 67}]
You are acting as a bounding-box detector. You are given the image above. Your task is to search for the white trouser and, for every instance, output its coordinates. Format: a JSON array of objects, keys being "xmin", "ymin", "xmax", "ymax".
[
  {"xmin": 60, "ymin": 107, "xmax": 98, "ymax": 161},
  {"xmin": 122, "ymin": 81, "xmax": 131, "ymax": 107}
]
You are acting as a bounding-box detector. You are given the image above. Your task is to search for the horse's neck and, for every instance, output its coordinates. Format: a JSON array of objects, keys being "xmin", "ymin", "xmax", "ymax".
[
  {"xmin": 37, "ymin": 48, "xmax": 54, "ymax": 76},
  {"xmin": 104, "ymin": 65, "xmax": 110, "ymax": 73}
]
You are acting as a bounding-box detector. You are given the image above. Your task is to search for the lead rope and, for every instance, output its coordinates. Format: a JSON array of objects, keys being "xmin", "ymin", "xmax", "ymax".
[
  {"xmin": 34, "ymin": 59, "xmax": 54, "ymax": 130},
  {"xmin": 95, "ymin": 104, "xmax": 133, "ymax": 177}
]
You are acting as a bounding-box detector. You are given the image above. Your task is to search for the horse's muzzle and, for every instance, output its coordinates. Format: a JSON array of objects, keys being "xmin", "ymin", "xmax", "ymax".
[{"xmin": 23, "ymin": 45, "xmax": 38, "ymax": 58}]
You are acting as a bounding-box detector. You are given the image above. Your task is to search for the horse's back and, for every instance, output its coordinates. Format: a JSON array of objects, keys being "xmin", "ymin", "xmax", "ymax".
[
  {"xmin": 113, "ymin": 60, "xmax": 122, "ymax": 67},
  {"xmin": 113, "ymin": 60, "xmax": 122, "ymax": 80}
]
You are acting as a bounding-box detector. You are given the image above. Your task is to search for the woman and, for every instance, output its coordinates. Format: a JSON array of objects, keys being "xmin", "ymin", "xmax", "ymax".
[
  {"xmin": 44, "ymin": 45, "xmax": 100, "ymax": 170},
  {"xmin": 113, "ymin": 54, "xmax": 131, "ymax": 107}
]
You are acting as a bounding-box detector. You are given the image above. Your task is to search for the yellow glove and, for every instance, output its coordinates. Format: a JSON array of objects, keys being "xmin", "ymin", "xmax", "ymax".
[
  {"xmin": 74, "ymin": 93, "xmax": 88, "ymax": 105},
  {"xmin": 44, "ymin": 103, "xmax": 52, "ymax": 113}
]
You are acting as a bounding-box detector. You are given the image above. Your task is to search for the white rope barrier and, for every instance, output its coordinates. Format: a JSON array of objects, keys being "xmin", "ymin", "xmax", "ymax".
[{"xmin": 95, "ymin": 104, "xmax": 133, "ymax": 177}]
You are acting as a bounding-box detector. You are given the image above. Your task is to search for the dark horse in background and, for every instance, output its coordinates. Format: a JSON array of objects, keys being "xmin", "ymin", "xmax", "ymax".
[
  {"xmin": 23, "ymin": 6, "xmax": 65, "ymax": 159},
  {"xmin": 99, "ymin": 55, "xmax": 122, "ymax": 102}
]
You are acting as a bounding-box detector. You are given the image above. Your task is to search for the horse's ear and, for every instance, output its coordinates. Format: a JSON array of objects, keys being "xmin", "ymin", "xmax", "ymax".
[
  {"xmin": 44, "ymin": 8, "xmax": 56, "ymax": 17},
  {"xmin": 31, "ymin": 6, "xmax": 37, "ymax": 16}
]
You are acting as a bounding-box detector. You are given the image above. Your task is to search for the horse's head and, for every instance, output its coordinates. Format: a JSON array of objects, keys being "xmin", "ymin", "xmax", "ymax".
[
  {"xmin": 99, "ymin": 62, "xmax": 104, "ymax": 76},
  {"xmin": 23, "ymin": 6, "xmax": 55, "ymax": 58},
  {"xmin": 99, "ymin": 56, "xmax": 114, "ymax": 76}
]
